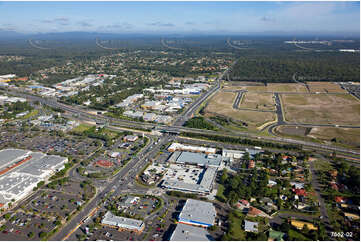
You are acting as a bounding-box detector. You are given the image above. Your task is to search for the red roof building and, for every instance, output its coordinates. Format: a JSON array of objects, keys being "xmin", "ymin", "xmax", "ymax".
[
  {"xmin": 240, "ymin": 199, "xmax": 250, "ymax": 207},
  {"xmin": 247, "ymin": 207, "xmax": 262, "ymax": 217},
  {"xmin": 248, "ymin": 160, "xmax": 255, "ymax": 169},
  {"xmin": 335, "ymin": 196, "xmax": 346, "ymax": 203},
  {"xmin": 293, "ymin": 188, "xmax": 307, "ymax": 197}
]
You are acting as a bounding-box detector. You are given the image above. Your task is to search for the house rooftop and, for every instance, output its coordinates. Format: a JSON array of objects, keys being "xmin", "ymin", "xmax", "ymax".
[{"xmin": 244, "ymin": 220, "xmax": 258, "ymax": 232}]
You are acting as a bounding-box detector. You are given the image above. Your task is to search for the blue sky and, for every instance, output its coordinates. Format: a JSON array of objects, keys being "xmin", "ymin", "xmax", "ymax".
[{"xmin": 0, "ymin": 1, "xmax": 359, "ymax": 35}]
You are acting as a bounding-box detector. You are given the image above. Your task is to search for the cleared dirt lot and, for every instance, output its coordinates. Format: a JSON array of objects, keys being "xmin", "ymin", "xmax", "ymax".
[
  {"xmin": 239, "ymin": 92, "xmax": 276, "ymax": 111},
  {"xmin": 306, "ymin": 82, "xmax": 347, "ymax": 93},
  {"xmin": 223, "ymin": 83, "xmax": 308, "ymax": 93},
  {"xmin": 281, "ymin": 93, "xmax": 360, "ymax": 126},
  {"xmin": 205, "ymin": 91, "xmax": 276, "ymax": 128}
]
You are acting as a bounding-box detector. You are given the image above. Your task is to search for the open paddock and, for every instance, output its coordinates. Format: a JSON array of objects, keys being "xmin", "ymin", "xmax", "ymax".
[
  {"xmin": 239, "ymin": 92, "xmax": 276, "ymax": 111},
  {"xmin": 306, "ymin": 82, "xmax": 347, "ymax": 93},
  {"xmin": 275, "ymin": 125, "xmax": 311, "ymax": 137},
  {"xmin": 308, "ymin": 127, "xmax": 360, "ymax": 148},
  {"xmin": 223, "ymin": 82, "xmax": 309, "ymax": 93},
  {"xmin": 281, "ymin": 93, "xmax": 360, "ymax": 126},
  {"xmin": 205, "ymin": 91, "xmax": 276, "ymax": 129}
]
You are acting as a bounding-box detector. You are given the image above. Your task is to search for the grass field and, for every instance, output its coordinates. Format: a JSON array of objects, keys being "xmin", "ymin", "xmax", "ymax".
[
  {"xmin": 307, "ymin": 82, "xmax": 347, "ymax": 93},
  {"xmin": 239, "ymin": 92, "xmax": 276, "ymax": 110},
  {"xmin": 205, "ymin": 91, "xmax": 276, "ymax": 129},
  {"xmin": 22, "ymin": 109, "xmax": 39, "ymax": 119},
  {"xmin": 281, "ymin": 93, "xmax": 360, "ymax": 126},
  {"xmin": 308, "ymin": 127, "xmax": 360, "ymax": 147},
  {"xmin": 223, "ymin": 82, "xmax": 309, "ymax": 93},
  {"xmin": 275, "ymin": 125, "xmax": 360, "ymax": 149},
  {"xmin": 71, "ymin": 123, "xmax": 93, "ymax": 132}
]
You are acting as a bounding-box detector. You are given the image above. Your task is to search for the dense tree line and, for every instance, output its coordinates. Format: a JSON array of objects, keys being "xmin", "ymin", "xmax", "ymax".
[
  {"xmin": 229, "ymin": 51, "xmax": 360, "ymax": 82},
  {"xmin": 183, "ymin": 117, "xmax": 217, "ymax": 130},
  {"xmin": 180, "ymin": 132, "xmax": 301, "ymax": 150}
]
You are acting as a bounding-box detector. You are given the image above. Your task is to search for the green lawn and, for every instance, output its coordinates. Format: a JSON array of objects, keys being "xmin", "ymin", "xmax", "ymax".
[
  {"xmin": 71, "ymin": 123, "xmax": 93, "ymax": 133},
  {"xmin": 22, "ymin": 109, "xmax": 39, "ymax": 119},
  {"xmin": 216, "ymin": 184, "xmax": 227, "ymax": 202},
  {"xmin": 227, "ymin": 213, "xmax": 246, "ymax": 240},
  {"xmin": 288, "ymin": 229, "xmax": 311, "ymax": 240}
]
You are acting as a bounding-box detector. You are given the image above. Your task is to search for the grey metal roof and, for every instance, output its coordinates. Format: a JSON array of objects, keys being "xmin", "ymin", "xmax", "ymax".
[
  {"xmin": 102, "ymin": 211, "xmax": 144, "ymax": 230},
  {"xmin": 244, "ymin": 220, "xmax": 258, "ymax": 232},
  {"xmin": 199, "ymin": 167, "xmax": 217, "ymax": 191},
  {"xmin": 19, "ymin": 154, "xmax": 67, "ymax": 176},
  {"xmin": 162, "ymin": 167, "xmax": 217, "ymax": 194},
  {"xmin": 0, "ymin": 149, "xmax": 67, "ymax": 207},
  {"xmin": 0, "ymin": 149, "xmax": 30, "ymax": 170},
  {"xmin": 179, "ymin": 199, "xmax": 216, "ymax": 226},
  {"xmin": 175, "ymin": 152, "xmax": 222, "ymax": 167},
  {"xmin": 170, "ymin": 223, "xmax": 214, "ymax": 241}
]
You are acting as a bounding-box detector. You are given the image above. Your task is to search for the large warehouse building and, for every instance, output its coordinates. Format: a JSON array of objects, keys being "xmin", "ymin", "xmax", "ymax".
[
  {"xmin": 169, "ymin": 223, "xmax": 214, "ymax": 241},
  {"xmin": 0, "ymin": 149, "xmax": 68, "ymax": 208},
  {"xmin": 178, "ymin": 199, "xmax": 217, "ymax": 228},
  {"xmin": 162, "ymin": 166, "xmax": 217, "ymax": 195},
  {"xmin": 168, "ymin": 151, "xmax": 222, "ymax": 168}
]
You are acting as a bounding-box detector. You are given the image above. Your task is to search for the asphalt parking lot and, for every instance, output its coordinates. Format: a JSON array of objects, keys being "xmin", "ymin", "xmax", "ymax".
[
  {"xmin": 0, "ymin": 211, "xmax": 56, "ymax": 240},
  {"xmin": 26, "ymin": 190, "xmax": 80, "ymax": 218}
]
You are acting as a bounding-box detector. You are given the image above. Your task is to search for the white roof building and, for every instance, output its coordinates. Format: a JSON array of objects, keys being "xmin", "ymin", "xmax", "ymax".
[
  {"xmin": 101, "ymin": 211, "xmax": 144, "ymax": 232},
  {"xmin": 170, "ymin": 223, "xmax": 214, "ymax": 241},
  {"xmin": 178, "ymin": 199, "xmax": 216, "ymax": 227}
]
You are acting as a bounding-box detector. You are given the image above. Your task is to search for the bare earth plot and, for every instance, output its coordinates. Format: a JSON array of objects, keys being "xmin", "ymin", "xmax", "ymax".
[
  {"xmin": 306, "ymin": 82, "xmax": 347, "ymax": 93},
  {"xmin": 281, "ymin": 93, "xmax": 360, "ymax": 126},
  {"xmin": 239, "ymin": 92, "xmax": 276, "ymax": 111},
  {"xmin": 223, "ymin": 83, "xmax": 309, "ymax": 93},
  {"xmin": 205, "ymin": 91, "xmax": 276, "ymax": 129}
]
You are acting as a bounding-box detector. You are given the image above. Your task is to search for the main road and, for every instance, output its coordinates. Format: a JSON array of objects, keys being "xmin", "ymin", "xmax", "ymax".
[
  {"xmin": 5, "ymin": 88, "xmax": 360, "ymax": 156},
  {"xmin": 51, "ymin": 133, "xmax": 156, "ymax": 241}
]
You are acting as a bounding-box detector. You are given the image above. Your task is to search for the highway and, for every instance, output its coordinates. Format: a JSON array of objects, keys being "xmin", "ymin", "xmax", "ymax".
[
  {"xmin": 172, "ymin": 60, "xmax": 229, "ymax": 126},
  {"xmin": 4, "ymin": 89, "xmax": 360, "ymax": 156}
]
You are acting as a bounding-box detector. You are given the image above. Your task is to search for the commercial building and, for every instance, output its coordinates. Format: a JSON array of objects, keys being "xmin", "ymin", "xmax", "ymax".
[
  {"xmin": 0, "ymin": 149, "xmax": 68, "ymax": 208},
  {"xmin": 0, "ymin": 95, "xmax": 27, "ymax": 105},
  {"xmin": 168, "ymin": 143, "xmax": 216, "ymax": 154},
  {"xmin": 123, "ymin": 135, "xmax": 138, "ymax": 142},
  {"xmin": 222, "ymin": 149, "xmax": 245, "ymax": 159},
  {"xmin": 0, "ymin": 149, "xmax": 31, "ymax": 172},
  {"xmin": 168, "ymin": 151, "xmax": 222, "ymax": 168},
  {"xmin": 119, "ymin": 196, "xmax": 140, "ymax": 208},
  {"xmin": 101, "ymin": 211, "xmax": 144, "ymax": 232},
  {"xmin": 178, "ymin": 199, "xmax": 216, "ymax": 227},
  {"xmin": 116, "ymin": 94, "xmax": 144, "ymax": 108},
  {"xmin": 162, "ymin": 166, "xmax": 217, "ymax": 194},
  {"xmin": 169, "ymin": 223, "xmax": 214, "ymax": 241}
]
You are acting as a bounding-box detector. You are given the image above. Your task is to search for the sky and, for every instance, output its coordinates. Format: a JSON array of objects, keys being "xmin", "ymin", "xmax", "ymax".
[{"xmin": 0, "ymin": 1, "xmax": 359, "ymax": 35}]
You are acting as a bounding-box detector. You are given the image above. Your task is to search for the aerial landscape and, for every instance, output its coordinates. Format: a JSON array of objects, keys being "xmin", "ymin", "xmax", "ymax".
[{"xmin": 0, "ymin": 1, "xmax": 360, "ymax": 241}]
